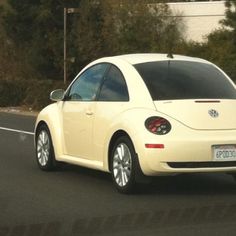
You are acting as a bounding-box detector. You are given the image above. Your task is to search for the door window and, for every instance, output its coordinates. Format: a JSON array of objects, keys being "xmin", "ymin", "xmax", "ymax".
[
  {"xmin": 98, "ymin": 65, "xmax": 129, "ymax": 101},
  {"xmin": 67, "ymin": 63, "xmax": 109, "ymax": 101}
]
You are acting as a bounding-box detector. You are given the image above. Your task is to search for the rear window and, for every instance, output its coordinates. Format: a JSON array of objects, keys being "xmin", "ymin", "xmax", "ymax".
[{"xmin": 134, "ymin": 60, "xmax": 236, "ymax": 100}]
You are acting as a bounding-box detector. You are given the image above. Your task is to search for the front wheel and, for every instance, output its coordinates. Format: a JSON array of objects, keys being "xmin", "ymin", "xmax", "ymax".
[
  {"xmin": 111, "ymin": 136, "xmax": 139, "ymax": 194},
  {"xmin": 35, "ymin": 124, "xmax": 57, "ymax": 171}
]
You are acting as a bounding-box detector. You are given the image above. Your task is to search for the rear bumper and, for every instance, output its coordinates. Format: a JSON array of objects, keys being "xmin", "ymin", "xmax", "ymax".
[
  {"xmin": 135, "ymin": 128, "xmax": 236, "ymax": 176},
  {"xmin": 167, "ymin": 161, "xmax": 236, "ymax": 169}
]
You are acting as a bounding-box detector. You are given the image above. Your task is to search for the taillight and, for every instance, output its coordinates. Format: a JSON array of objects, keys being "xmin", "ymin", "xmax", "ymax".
[{"xmin": 145, "ymin": 116, "xmax": 171, "ymax": 135}]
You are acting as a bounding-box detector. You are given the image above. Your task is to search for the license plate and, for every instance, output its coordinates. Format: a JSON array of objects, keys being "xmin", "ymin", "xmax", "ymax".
[{"xmin": 213, "ymin": 145, "xmax": 236, "ymax": 161}]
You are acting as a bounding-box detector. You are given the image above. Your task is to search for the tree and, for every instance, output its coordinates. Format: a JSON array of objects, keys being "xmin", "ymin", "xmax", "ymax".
[
  {"xmin": 220, "ymin": 1, "xmax": 236, "ymax": 46},
  {"xmin": 0, "ymin": 3, "xmax": 33, "ymax": 81},
  {"xmin": 221, "ymin": 1, "xmax": 236, "ymax": 45},
  {"xmin": 199, "ymin": 0, "xmax": 236, "ymax": 81},
  {"xmin": 2, "ymin": 0, "xmax": 184, "ymax": 80},
  {"xmin": 3, "ymin": 0, "xmax": 80, "ymax": 80},
  {"xmin": 75, "ymin": 0, "xmax": 184, "ymax": 68}
]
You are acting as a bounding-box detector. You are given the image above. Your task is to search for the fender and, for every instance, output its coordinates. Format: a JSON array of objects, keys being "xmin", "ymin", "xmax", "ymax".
[
  {"xmin": 35, "ymin": 102, "xmax": 64, "ymax": 160},
  {"xmin": 102, "ymin": 107, "xmax": 162, "ymax": 171}
]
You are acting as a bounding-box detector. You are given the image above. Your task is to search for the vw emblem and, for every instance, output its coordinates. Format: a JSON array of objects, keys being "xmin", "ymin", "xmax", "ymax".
[{"xmin": 208, "ymin": 109, "xmax": 219, "ymax": 118}]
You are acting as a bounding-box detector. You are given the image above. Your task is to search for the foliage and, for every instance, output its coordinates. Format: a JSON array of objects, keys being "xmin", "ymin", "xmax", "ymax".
[
  {"xmin": 22, "ymin": 79, "xmax": 68, "ymax": 109},
  {"xmin": 0, "ymin": 80, "xmax": 25, "ymax": 106},
  {"xmin": 221, "ymin": 0, "xmax": 236, "ymax": 30},
  {"xmin": 0, "ymin": 0, "xmax": 185, "ymax": 109},
  {"xmin": 3, "ymin": 0, "xmax": 81, "ymax": 80},
  {"xmin": 0, "ymin": 79, "xmax": 67, "ymax": 109},
  {"xmin": 2, "ymin": 0, "xmax": 184, "ymax": 80},
  {"xmin": 75, "ymin": 0, "xmax": 184, "ymax": 68},
  {"xmin": 0, "ymin": 5, "xmax": 32, "ymax": 81},
  {"xmin": 3, "ymin": 0, "xmax": 236, "ymax": 110}
]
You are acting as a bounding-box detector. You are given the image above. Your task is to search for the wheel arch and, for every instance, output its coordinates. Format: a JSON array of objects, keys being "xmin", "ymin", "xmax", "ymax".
[
  {"xmin": 35, "ymin": 121, "xmax": 49, "ymax": 141},
  {"xmin": 108, "ymin": 129, "xmax": 149, "ymax": 187},
  {"xmin": 35, "ymin": 103, "xmax": 64, "ymax": 160},
  {"xmin": 108, "ymin": 130, "xmax": 133, "ymax": 172}
]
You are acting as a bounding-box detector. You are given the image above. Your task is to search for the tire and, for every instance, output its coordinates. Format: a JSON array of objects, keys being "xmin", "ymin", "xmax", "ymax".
[
  {"xmin": 111, "ymin": 136, "xmax": 139, "ymax": 194},
  {"xmin": 35, "ymin": 124, "xmax": 57, "ymax": 171}
]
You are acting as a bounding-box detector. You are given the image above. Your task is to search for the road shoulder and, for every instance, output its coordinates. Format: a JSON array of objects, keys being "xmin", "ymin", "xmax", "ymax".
[{"xmin": 0, "ymin": 107, "xmax": 38, "ymax": 117}]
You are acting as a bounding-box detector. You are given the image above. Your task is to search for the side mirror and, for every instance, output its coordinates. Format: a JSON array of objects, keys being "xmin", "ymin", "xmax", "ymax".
[{"xmin": 50, "ymin": 89, "xmax": 65, "ymax": 101}]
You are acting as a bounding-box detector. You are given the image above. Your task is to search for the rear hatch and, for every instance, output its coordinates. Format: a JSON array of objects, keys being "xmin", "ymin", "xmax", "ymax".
[
  {"xmin": 154, "ymin": 100, "xmax": 236, "ymax": 130},
  {"xmin": 134, "ymin": 59, "xmax": 236, "ymax": 130}
]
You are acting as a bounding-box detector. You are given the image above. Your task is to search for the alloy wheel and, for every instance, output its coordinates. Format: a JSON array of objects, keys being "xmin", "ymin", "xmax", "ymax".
[
  {"xmin": 37, "ymin": 130, "xmax": 50, "ymax": 167},
  {"xmin": 112, "ymin": 143, "xmax": 132, "ymax": 187}
]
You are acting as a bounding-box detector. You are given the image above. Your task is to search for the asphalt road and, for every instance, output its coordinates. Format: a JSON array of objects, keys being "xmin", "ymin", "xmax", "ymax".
[{"xmin": 1, "ymin": 112, "xmax": 236, "ymax": 236}]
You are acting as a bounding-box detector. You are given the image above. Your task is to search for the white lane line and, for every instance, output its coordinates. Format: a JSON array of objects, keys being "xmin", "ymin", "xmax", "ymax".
[{"xmin": 0, "ymin": 126, "xmax": 34, "ymax": 135}]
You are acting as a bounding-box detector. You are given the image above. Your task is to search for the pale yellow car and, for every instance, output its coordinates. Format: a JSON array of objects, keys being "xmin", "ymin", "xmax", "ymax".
[{"xmin": 35, "ymin": 54, "xmax": 236, "ymax": 193}]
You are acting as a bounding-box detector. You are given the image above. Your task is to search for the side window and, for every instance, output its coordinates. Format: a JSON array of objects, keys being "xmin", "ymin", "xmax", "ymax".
[
  {"xmin": 98, "ymin": 65, "xmax": 129, "ymax": 101},
  {"xmin": 67, "ymin": 63, "xmax": 108, "ymax": 101}
]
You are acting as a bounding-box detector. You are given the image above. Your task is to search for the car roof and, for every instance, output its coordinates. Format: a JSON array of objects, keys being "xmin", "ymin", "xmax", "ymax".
[{"xmin": 102, "ymin": 53, "xmax": 211, "ymax": 65}]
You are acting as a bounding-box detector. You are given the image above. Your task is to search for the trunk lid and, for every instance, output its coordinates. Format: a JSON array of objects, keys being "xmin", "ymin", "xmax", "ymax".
[{"xmin": 154, "ymin": 99, "xmax": 236, "ymax": 130}]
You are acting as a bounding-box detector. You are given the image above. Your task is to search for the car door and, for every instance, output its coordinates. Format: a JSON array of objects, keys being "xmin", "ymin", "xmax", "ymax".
[{"xmin": 62, "ymin": 63, "xmax": 109, "ymax": 159}]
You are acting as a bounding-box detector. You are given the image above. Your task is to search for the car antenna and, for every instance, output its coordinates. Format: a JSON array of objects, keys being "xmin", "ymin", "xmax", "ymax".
[{"xmin": 167, "ymin": 52, "xmax": 174, "ymax": 59}]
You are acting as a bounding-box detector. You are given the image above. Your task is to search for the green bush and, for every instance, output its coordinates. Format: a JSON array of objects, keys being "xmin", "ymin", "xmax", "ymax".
[
  {"xmin": 0, "ymin": 79, "xmax": 67, "ymax": 110},
  {"xmin": 0, "ymin": 79, "xmax": 26, "ymax": 106}
]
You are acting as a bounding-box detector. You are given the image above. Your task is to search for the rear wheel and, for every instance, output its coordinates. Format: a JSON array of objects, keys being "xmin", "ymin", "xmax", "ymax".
[
  {"xmin": 36, "ymin": 124, "xmax": 57, "ymax": 171},
  {"xmin": 111, "ymin": 136, "xmax": 139, "ymax": 194}
]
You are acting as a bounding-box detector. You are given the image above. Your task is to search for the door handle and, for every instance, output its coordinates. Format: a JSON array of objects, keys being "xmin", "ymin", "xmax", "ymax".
[{"xmin": 86, "ymin": 110, "xmax": 93, "ymax": 116}]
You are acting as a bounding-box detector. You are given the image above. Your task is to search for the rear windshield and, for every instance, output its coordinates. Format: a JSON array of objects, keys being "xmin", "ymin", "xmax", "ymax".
[{"xmin": 134, "ymin": 60, "xmax": 236, "ymax": 100}]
